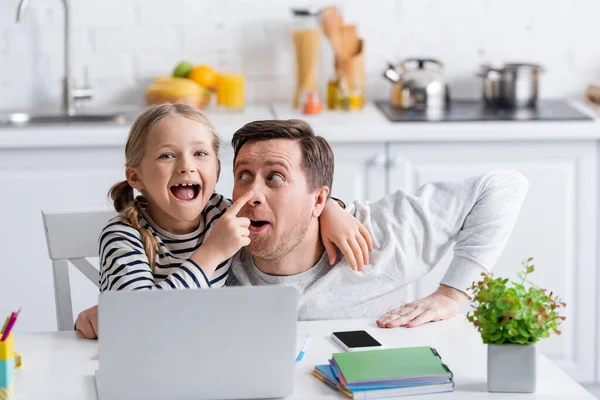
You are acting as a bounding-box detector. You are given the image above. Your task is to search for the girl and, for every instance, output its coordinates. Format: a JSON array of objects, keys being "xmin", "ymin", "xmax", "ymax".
[{"xmin": 93, "ymin": 103, "xmax": 371, "ymax": 307}]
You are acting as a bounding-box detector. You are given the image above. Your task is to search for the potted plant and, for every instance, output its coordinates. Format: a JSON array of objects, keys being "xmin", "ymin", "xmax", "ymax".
[{"xmin": 466, "ymin": 258, "xmax": 566, "ymax": 393}]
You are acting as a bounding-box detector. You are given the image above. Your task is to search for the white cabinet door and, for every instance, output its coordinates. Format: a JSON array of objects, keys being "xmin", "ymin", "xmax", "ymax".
[
  {"xmin": 388, "ymin": 142, "xmax": 597, "ymax": 382},
  {"xmin": 0, "ymin": 147, "xmax": 125, "ymax": 332},
  {"xmin": 330, "ymin": 144, "xmax": 387, "ymax": 203}
]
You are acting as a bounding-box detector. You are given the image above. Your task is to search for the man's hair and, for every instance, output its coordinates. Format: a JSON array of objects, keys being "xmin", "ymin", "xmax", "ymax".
[{"xmin": 231, "ymin": 119, "xmax": 334, "ymax": 193}]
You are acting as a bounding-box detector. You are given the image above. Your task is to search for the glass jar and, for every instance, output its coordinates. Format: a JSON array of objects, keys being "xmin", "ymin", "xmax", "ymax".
[
  {"xmin": 349, "ymin": 85, "xmax": 363, "ymax": 111},
  {"xmin": 336, "ymin": 76, "xmax": 350, "ymax": 111},
  {"xmin": 327, "ymin": 73, "xmax": 339, "ymax": 110},
  {"xmin": 291, "ymin": 7, "xmax": 322, "ymax": 108}
]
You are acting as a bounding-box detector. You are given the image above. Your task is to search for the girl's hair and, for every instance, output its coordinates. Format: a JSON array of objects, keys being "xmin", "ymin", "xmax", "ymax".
[{"xmin": 109, "ymin": 103, "xmax": 220, "ymax": 272}]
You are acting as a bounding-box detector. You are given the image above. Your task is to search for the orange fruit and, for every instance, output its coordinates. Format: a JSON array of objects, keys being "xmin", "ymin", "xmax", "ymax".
[{"xmin": 188, "ymin": 65, "xmax": 217, "ymax": 90}]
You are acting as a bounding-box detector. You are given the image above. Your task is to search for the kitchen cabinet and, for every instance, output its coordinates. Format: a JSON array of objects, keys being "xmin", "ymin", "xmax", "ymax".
[
  {"xmin": 0, "ymin": 146, "xmax": 124, "ymax": 332},
  {"xmin": 386, "ymin": 141, "xmax": 597, "ymax": 383}
]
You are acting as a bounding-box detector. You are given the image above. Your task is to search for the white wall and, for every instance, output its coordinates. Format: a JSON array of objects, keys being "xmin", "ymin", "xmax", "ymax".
[{"xmin": 1, "ymin": 0, "xmax": 599, "ymax": 111}]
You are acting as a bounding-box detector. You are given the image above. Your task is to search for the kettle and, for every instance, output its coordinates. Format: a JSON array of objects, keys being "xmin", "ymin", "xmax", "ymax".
[{"xmin": 383, "ymin": 58, "xmax": 450, "ymax": 109}]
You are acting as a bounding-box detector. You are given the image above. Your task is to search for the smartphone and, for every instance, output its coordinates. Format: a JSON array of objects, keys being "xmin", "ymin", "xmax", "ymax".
[{"xmin": 331, "ymin": 330, "xmax": 383, "ymax": 352}]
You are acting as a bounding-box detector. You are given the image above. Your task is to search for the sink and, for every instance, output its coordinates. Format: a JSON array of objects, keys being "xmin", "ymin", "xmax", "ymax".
[{"xmin": 1, "ymin": 112, "xmax": 129, "ymax": 126}]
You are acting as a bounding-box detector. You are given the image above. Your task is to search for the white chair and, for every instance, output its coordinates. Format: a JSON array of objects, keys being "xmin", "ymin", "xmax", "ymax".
[{"xmin": 41, "ymin": 210, "xmax": 117, "ymax": 330}]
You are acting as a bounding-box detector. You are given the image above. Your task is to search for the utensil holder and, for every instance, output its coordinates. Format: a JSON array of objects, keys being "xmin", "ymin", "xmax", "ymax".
[{"xmin": 336, "ymin": 39, "xmax": 364, "ymax": 100}]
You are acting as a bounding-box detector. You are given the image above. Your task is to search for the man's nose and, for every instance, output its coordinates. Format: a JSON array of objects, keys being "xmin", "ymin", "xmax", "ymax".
[{"xmin": 248, "ymin": 184, "xmax": 266, "ymax": 205}]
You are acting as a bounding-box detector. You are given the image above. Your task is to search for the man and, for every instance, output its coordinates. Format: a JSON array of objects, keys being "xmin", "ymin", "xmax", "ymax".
[
  {"xmin": 76, "ymin": 119, "xmax": 528, "ymax": 338},
  {"xmin": 226, "ymin": 120, "xmax": 528, "ymax": 327}
]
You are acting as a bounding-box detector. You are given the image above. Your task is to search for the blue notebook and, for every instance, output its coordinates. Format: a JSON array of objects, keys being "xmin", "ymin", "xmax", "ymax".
[{"xmin": 313, "ymin": 365, "xmax": 454, "ymax": 399}]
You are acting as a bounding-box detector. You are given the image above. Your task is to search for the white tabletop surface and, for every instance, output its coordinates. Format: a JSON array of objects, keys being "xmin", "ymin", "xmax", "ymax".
[{"xmin": 12, "ymin": 317, "xmax": 594, "ymax": 399}]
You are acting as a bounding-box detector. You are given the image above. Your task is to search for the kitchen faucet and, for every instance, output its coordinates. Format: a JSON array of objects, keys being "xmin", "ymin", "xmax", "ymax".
[{"xmin": 16, "ymin": 0, "xmax": 93, "ymax": 116}]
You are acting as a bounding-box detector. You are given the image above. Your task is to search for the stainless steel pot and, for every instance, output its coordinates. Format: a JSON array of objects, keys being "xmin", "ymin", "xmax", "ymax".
[
  {"xmin": 383, "ymin": 58, "xmax": 450, "ymax": 109},
  {"xmin": 478, "ymin": 63, "xmax": 544, "ymax": 108}
]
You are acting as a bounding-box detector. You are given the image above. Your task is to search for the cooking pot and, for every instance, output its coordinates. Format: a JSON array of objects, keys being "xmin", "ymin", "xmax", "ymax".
[
  {"xmin": 383, "ymin": 58, "xmax": 450, "ymax": 109},
  {"xmin": 477, "ymin": 63, "xmax": 544, "ymax": 108}
]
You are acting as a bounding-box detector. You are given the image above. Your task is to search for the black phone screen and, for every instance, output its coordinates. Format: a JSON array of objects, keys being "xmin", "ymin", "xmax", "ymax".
[{"xmin": 333, "ymin": 330, "xmax": 382, "ymax": 348}]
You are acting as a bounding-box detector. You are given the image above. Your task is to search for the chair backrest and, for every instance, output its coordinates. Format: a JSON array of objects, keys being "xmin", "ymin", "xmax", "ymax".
[{"xmin": 41, "ymin": 209, "xmax": 117, "ymax": 331}]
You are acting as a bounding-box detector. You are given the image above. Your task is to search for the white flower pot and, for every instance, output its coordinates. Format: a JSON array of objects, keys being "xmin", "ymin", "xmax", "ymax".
[{"xmin": 487, "ymin": 343, "xmax": 537, "ymax": 393}]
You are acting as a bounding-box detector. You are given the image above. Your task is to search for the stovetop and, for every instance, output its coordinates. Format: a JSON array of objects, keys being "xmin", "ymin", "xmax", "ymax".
[{"xmin": 375, "ymin": 100, "xmax": 594, "ymax": 122}]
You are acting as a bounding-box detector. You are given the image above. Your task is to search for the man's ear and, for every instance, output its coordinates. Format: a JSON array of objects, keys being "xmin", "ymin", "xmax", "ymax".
[
  {"xmin": 126, "ymin": 167, "xmax": 144, "ymax": 191},
  {"xmin": 311, "ymin": 186, "xmax": 330, "ymax": 218}
]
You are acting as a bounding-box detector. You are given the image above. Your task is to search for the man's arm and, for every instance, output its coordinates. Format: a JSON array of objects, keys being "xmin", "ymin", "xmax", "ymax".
[{"xmin": 353, "ymin": 170, "xmax": 529, "ymax": 328}]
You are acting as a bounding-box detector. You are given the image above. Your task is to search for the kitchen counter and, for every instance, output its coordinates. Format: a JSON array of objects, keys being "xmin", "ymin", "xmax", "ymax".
[
  {"xmin": 0, "ymin": 101, "xmax": 599, "ymax": 149},
  {"xmin": 0, "ymin": 105, "xmax": 273, "ymax": 149},
  {"xmin": 272, "ymin": 101, "xmax": 600, "ymax": 142}
]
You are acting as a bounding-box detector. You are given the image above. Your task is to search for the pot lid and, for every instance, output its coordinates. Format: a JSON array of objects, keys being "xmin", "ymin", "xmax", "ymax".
[{"xmin": 401, "ymin": 58, "xmax": 446, "ymax": 87}]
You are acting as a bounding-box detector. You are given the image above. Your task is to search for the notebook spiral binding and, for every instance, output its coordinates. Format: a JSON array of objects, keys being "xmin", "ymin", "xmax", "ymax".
[{"xmin": 430, "ymin": 347, "xmax": 441, "ymax": 359}]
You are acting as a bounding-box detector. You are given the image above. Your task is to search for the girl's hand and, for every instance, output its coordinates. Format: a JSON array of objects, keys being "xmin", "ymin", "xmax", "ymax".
[
  {"xmin": 320, "ymin": 199, "xmax": 374, "ymax": 271},
  {"xmin": 202, "ymin": 191, "xmax": 253, "ymax": 263}
]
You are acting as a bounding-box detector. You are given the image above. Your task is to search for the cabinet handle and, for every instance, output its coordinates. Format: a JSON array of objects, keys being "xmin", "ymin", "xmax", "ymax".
[
  {"xmin": 365, "ymin": 154, "xmax": 386, "ymax": 200},
  {"xmin": 387, "ymin": 156, "xmax": 405, "ymax": 168}
]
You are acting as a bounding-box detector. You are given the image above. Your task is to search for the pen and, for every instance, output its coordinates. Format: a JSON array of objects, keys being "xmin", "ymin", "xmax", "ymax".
[{"xmin": 1, "ymin": 311, "xmax": 19, "ymax": 341}]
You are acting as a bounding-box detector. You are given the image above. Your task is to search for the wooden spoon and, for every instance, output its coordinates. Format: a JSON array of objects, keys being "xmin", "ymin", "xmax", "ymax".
[
  {"xmin": 321, "ymin": 6, "xmax": 344, "ymax": 58},
  {"xmin": 340, "ymin": 24, "xmax": 360, "ymax": 58}
]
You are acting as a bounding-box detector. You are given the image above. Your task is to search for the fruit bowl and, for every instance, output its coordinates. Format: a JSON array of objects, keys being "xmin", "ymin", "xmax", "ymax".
[{"xmin": 144, "ymin": 76, "xmax": 211, "ymax": 110}]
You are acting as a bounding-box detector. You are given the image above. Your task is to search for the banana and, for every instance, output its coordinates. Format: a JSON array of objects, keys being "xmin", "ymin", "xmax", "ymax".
[{"xmin": 144, "ymin": 76, "xmax": 211, "ymax": 109}]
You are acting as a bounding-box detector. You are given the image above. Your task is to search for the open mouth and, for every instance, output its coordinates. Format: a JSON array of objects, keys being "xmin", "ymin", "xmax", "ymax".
[
  {"xmin": 170, "ymin": 183, "xmax": 201, "ymax": 201},
  {"xmin": 249, "ymin": 220, "xmax": 270, "ymax": 232}
]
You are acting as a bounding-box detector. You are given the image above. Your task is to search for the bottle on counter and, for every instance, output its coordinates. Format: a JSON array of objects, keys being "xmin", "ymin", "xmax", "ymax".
[
  {"xmin": 336, "ymin": 76, "xmax": 350, "ymax": 111},
  {"xmin": 327, "ymin": 73, "xmax": 339, "ymax": 110},
  {"xmin": 302, "ymin": 91, "xmax": 323, "ymax": 115},
  {"xmin": 291, "ymin": 7, "xmax": 321, "ymax": 109},
  {"xmin": 349, "ymin": 83, "xmax": 363, "ymax": 111}
]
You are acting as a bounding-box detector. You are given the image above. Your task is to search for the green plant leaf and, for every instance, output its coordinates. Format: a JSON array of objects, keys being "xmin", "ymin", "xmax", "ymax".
[
  {"xmin": 519, "ymin": 327, "xmax": 530, "ymax": 337},
  {"xmin": 466, "ymin": 257, "xmax": 565, "ymax": 346}
]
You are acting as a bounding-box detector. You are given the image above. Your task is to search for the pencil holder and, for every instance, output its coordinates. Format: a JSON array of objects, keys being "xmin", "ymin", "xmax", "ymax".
[{"xmin": 0, "ymin": 333, "xmax": 14, "ymax": 399}]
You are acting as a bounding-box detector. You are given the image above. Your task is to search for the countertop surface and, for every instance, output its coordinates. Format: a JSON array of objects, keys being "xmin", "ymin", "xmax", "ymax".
[{"xmin": 1, "ymin": 101, "xmax": 599, "ymax": 149}]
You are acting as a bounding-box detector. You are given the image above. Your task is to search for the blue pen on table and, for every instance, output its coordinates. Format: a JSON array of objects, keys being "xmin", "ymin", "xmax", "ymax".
[{"xmin": 1, "ymin": 308, "xmax": 21, "ymax": 341}]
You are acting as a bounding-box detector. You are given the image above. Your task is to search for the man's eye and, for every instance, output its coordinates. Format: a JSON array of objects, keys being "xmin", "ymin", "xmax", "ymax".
[
  {"xmin": 159, "ymin": 153, "xmax": 174, "ymax": 159},
  {"xmin": 194, "ymin": 151, "xmax": 208, "ymax": 157},
  {"xmin": 268, "ymin": 174, "xmax": 284, "ymax": 182},
  {"xmin": 238, "ymin": 171, "xmax": 251, "ymax": 180}
]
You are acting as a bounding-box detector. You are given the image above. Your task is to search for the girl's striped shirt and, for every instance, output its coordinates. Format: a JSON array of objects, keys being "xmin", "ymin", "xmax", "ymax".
[{"xmin": 99, "ymin": 193, "xmax": 232, "ymax": 292}]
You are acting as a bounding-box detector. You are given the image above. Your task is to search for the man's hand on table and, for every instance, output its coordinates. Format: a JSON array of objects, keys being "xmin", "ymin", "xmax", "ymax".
[
  {"xmin": 377, "ymin": 284, "xmax": 469, "ymax": 329},
  {"xmin": 75, "ymin": 305, "xmax": 99, "ymax": 339}
]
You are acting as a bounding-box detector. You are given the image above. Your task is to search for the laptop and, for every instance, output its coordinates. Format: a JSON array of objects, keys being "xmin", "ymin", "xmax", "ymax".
[{"xmin": 95, "ymin": 286, "xmax": 298, "ymax": 400}]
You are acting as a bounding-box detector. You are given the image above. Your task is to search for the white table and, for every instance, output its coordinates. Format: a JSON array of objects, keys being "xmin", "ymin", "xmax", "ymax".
[{"xmin": 12, "ymin": 317, "xmax": 594, "ymax": 399}]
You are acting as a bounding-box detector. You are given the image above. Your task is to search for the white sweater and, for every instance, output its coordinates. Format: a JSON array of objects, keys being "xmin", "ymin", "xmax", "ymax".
[{"xmin": 228, "ymin": 171, "xmax": 529, "ymax": 320}]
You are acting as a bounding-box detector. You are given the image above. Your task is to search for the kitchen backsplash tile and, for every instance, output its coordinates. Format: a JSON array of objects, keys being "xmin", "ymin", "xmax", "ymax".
[{"xmin": 0, "ymin": 0, "xmax": 599, "ymax": 110}]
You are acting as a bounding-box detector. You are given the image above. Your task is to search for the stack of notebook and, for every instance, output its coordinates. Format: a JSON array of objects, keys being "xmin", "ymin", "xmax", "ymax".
[{"xmin": 312, "ymin": 346, "xmax": 454, "ymax": 399}]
